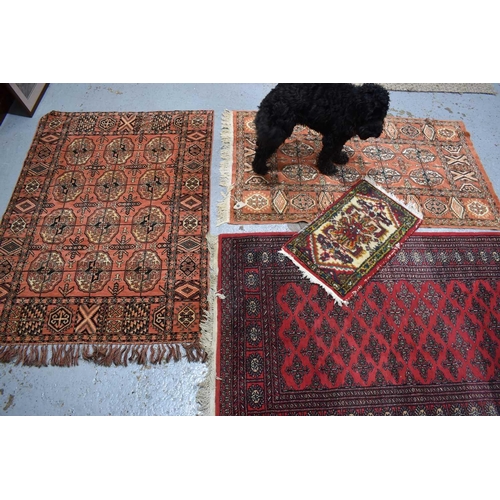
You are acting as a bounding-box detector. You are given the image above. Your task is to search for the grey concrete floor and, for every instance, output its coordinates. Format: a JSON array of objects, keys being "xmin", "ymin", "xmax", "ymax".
[{"xmin": 1, "ymin": 83, "xmax": 499, "ymax": 416}]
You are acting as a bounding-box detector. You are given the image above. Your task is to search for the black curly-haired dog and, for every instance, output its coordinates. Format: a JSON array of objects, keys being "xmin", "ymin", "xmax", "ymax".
[{"xmin": 252, "ymin": 83, "xmax": 390, "ymax": 176}]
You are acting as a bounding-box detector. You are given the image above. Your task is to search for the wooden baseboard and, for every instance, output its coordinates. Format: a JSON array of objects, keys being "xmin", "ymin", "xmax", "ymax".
[{"xmin": 0, "ymin": 84, "xmax": 15, "ymax": 125}]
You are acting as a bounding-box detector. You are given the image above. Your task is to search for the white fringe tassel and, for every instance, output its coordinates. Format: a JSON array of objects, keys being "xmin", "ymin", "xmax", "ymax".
[
  {"xmin": 197, "ymin": 233, "xmax": 225, "ymax": 416},
  {"xmin": 363, "ymin": 175, "xmax": 424, "ymax": 220},
  {"xmin": 278, "ymin": 249, "xmax": 350, "ymax": 307},
  {"xmin": 216, "ymin": 110, "xmax": 234, "ymax": 226}
]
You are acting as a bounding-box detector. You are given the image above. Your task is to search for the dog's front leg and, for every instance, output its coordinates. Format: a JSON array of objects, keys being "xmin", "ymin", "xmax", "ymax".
[
  {"xmin": 317, "ymin": 134, "xmax": 349, "ymax": 175},
  {"xmin": 252, "ymin": 127, "xmax": 292, "ymax": 176}
]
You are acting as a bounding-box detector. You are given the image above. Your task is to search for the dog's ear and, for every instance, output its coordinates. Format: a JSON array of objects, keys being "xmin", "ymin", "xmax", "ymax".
[{"xmin": 357, "ymin": 84, "xmax": 390, "ymax": 116}]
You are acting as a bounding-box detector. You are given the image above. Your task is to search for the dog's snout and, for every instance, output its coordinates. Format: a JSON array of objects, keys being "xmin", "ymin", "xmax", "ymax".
[{"xmin": 359, "ymin": 122, "xmax": 384, "ymax": 140}]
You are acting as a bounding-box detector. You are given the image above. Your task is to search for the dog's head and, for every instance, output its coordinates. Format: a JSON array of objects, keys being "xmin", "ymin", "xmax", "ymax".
[{"xmin": 355, "ymin": 84, "xmax": 390, "ymax": 140}]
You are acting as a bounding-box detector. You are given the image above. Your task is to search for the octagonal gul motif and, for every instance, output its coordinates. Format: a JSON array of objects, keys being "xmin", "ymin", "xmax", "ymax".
[
  {"xmin": 53, "ymin": 171, "xmax": 86, "ymax": 202},
  {"xmin": 65, "ymin": 138, "xmax": 95, "ymax": 165},
  {"xmin": 75, "ymin": 251, "xmax": 113, "ymax": 293},
  {"xmin": 27, "ymin": 251, "xmax": 65, "ymax": 293},
  {"xmin": 279, "ymin": 140, "xmax": 315, "ymax": 158},
  {"xmin": 400, "ymin": 125, "xmax": 420, "ymax": 138},
  {"xmin": 131, "ymin": 206, "xmax": 166, "ymax": 243},
  {"xmin": 144, "ymin": 136, "xmax": 174, "ymax": 163},
  {"xmin": 95, "ymin": 170, "xmax": 127, "ymax": 201},
  {"xmin": 367, "ymin": 167, "xmax": 402, "ymax": 185},
  {"xmin": 138, "ymin": 170, "xmax": 170, "ymax": 200},
  {"xmin": 104, "ymin": 137, "xmax": 134, "ymax": 164},
  {"xmin": 362, "ymin": 145, "xmax": 395, "ymax": 161},
  {"xmin": 402, "ymin": 147, "xmax": 436, "ymax": 163},
  {"xmin": 336, "ymin": 165, "xmax": 361, "ymax": 183},
  {"xmin": 40, "ymin": 208, "xmax": 76, "ymax": 244},
  {"xmin": 85, "ymin": 208, "xmax": 121, "ymax": 244},
  {"xmin": 281, "ymin": 163, "xmax": 318, "ymax": 182},
  {"xmin": 409, "ymin": 169, "xmax": 444, "ymax": 187},
  {"xmin": 124, "ymin": 250, "xmax": 162, "ymax": 293}
]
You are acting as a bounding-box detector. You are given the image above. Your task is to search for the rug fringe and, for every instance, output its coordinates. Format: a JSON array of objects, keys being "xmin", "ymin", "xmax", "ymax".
[
  {"xmin": 0, "ymin": 344, "xmax": 50, "ymax": 367},
  {"xmin": 216, "ymin": 186, "xmax": 234, "ymax": 227},
  {"xmin": 216, "ymin": 110, "xmax": 234, "ymax": 226},
  {"xmin": 197, "ymin": 233, "xmax": 225, "ymax": 415},
  {"xmin": 363, "ymin": 175, "xmax": 424, "ymax": 220},
  {"xmin": 278, "ymin": 249, "xmax": 350, "ymax": 307},
  {"xmin": 0, "ymin": 342, "xmax": 206, "ymax": 367}
]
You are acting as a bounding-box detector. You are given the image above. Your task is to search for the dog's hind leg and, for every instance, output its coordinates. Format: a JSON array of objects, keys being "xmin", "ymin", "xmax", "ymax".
[{"xmin": 252, "ymin": 126, "xmax": 292, "ymax": 175}]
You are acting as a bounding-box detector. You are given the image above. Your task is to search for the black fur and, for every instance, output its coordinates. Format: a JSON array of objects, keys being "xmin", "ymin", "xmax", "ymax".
[{"xmin": 252, "ymin": 83, "xmax": 390, "ymax": 176}]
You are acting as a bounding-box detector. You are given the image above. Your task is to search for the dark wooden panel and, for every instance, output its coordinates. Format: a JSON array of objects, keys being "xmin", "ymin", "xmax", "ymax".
[{"xmin": 0, "ymin": 84, "xmax": 15, "ymax": 125}]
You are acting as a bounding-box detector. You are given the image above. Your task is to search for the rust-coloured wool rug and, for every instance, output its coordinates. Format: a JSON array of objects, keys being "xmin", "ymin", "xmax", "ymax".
[
  {"xmin": 281, "ymin": 178, "xmax": 422, "ymax": 305},
  {"xmin": 219, "ymin": 111, "xmax": 500, "ymax": 229},
  {"xmin": 0, "ymin": 110, "xmax": 213, "ymax": 366},
  {"xmin": 217, "ymin": 233, "xmax": 500, "ymax": 415}
]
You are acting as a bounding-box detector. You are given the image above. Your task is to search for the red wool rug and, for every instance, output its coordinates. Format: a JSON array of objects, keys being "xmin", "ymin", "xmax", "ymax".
[
  {"xmin": 0, "ymin": 110, "xmax": 213, "ymax": 366},
  {"xmin": 217, "ymin": 233, "xmax": 500, "ymax": 415}
]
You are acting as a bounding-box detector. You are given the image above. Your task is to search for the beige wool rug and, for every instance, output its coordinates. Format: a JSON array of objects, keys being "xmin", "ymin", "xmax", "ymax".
[{"xmin": 382, "ymin": 83, "xmax": 496, "ymax": 94}]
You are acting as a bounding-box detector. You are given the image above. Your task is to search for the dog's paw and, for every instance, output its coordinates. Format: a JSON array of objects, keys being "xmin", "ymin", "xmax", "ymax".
[
  {"xmin": 252, "ymin": 161, "xmax": 270, "ymax": 176},
  {"xmin": 317, "ymin": 161, "xmax": 338, "ymax": 176},
  {"xmin": 331, "ymin": 150, "xmax": 349, "ymax": 165}
]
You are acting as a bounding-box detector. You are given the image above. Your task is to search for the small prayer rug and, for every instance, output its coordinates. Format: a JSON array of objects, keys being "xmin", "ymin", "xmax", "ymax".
[
  {"xmin": 219, "ymin": 111, "xmax": 500, "ymax": 229},
  {"xmin": 280, "ymin": 178, "xmax": 422, "ymax": 305},
  {"xmin": 0, "ymin": 110, "xmax": 213, "ymax": 366},
  {"xmin": 217, "ymin": 233, "xmax": 500, "ymax": 415}
]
